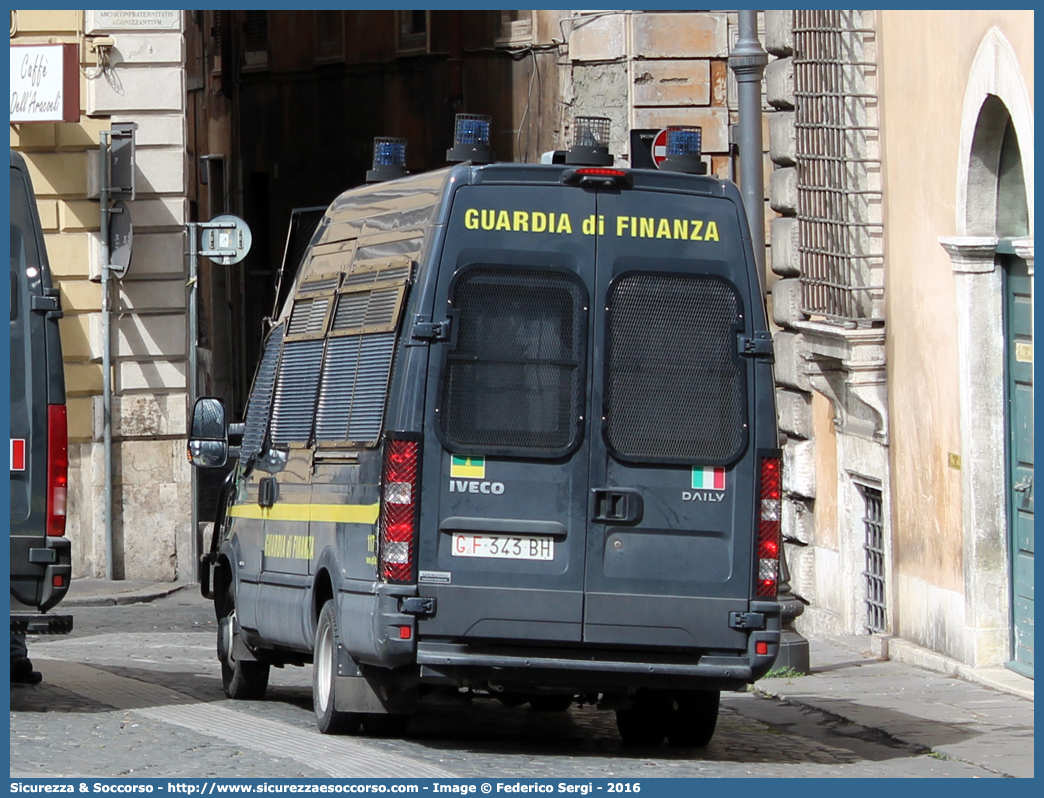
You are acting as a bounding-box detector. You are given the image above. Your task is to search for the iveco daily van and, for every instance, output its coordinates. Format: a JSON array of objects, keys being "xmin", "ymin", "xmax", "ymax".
[
  {"xmin": 189, "ymin": 121, "xmax": 781, "ymax": 746},
  {"xmin": 10, "ymin": 150, "xmax": 71, "ymax": 636}
]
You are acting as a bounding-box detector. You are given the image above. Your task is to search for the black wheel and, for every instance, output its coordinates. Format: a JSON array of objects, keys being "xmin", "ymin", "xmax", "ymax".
[
  {"xmin": 529, "ymin": 695, "xmax": 573, "ymax": 712},
  {"xmin": 667, "ymin": 689, "xmax": 720, "ymax": 747},
  {"xmin": 361, "ymin": 713, "xmax": 410, "ymax": 737},
  {"xmin": 615, "ymin": 691, "xmax": 671, "ymax": 746},
  {"xmin": 313, "ymin": 601, "xmax": 363, "ymax": 735},
  {"xmin": 217, "ymin": 589, "xmax": 269, "ymax": 700}
]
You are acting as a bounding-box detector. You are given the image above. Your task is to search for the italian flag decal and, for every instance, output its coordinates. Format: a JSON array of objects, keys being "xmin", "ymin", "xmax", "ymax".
[
  {"xmin": 450, "ymin": 455, "xmax": 485, "ymax": 479},
  {"xmin": 691, "ymin": 466, "xmax": 725, "ymax": 491}
]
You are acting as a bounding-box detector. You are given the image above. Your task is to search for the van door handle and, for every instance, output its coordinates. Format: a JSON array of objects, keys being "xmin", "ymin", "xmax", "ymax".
[
  {"xmin": 258, "ymin": 477, "xmax": 279, "ymax": 508},
  {"xmin": 592, "ymin": 488, "xmax": 643, "ymax": 524}
]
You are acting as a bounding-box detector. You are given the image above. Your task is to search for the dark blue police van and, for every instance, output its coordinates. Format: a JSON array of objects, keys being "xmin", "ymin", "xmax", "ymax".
[
  {"xmin": 189, "ymin": 122, "xmax": 781, "ymax": 746},
  {"xmin": 10, "ymin": 150, "xmax": 72, "ymax": 637}
]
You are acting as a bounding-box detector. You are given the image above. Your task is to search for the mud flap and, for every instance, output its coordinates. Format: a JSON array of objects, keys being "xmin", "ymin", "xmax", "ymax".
[{"xmin": 333, "ymin": 667, "xmax": 417, "ymax": 715}]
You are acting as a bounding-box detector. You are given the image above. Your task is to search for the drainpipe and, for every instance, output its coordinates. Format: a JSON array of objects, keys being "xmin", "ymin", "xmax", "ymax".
[
  {"xmin": 728, "ymin": 10, "xmax": 769, "ymax": 275},
  {"xmin": 98, "ymin": 131, "xmax": 115, "ymax": 581},
  {"xmin": 729, "ymin": 12, "xmax": 810, "ymax": 674}
]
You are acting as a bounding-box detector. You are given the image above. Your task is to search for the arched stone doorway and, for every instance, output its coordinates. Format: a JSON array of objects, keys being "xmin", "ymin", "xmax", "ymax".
[{"xmin": 939, "ymin": 27, "xmax": 1033, "ymax": 673}]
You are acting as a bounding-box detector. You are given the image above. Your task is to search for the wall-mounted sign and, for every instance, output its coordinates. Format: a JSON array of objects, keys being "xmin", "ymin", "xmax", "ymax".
[
  {"xmin": 85, "ymin": 10, "xmax": 180, "ymax": 33},
  {"xmin": 10, "ymin": 43, "xmax": 79, "ymax": 123},
  {"xmin": 200, "ymin": 215, "xmax": 253, "ymax": 266},
  {"xmin": 109, "ymin": 201, "xmax": 133, "ymax": 279}
]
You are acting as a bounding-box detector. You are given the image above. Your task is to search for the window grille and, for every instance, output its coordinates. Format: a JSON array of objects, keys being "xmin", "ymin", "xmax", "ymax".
[
  {"xmin": 794, "ymin": 10, "xmax": 883, "ymax": 324},
  {"xmin": 315, "ymin": 333, "xmax": 396, "ymax": 444},
  {"xmin": 860, "ymin": 485, "xmax": 886, "ymax": 634},
  {"xmin": 438, "ymin": 268, "xmax": 587, "ymax": 458},
  {"xmin": 605, "ymin": 273, "xmax": 747, "ymax": 465},
  {"xmin": 270, "ymin": 340, "xmax": 324, "ymax": 445},
  {"xmin": 241, "ymin": 325, "xmax": 284, "ymax": 460}
]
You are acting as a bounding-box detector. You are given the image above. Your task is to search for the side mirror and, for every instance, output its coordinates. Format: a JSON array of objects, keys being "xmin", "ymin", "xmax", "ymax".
[{"xmin": 188, "ymin": 397, "xmax": 229, "ymax": 468}]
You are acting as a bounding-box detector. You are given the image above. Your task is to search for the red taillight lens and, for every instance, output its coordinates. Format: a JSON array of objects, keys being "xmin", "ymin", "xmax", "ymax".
[
  {"xmin": 46, "ymin": 404, "xmax": 68, "ymax": 537},
  {"xmin": 573, "ymin": 167, "xmax": 628, "ymax": 177},
  {"xmin": 379, "ymin": 439, "xmax": 419, "ymax": 583},
  {"xmin": 756, "ymin": 457, "xmax": 781, "ymax": 597}
]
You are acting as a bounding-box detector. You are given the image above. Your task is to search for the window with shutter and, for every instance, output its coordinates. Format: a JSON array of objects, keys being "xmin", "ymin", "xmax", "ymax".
[{"xmin": 240, "ymin": 324, "xmax": 284, "ymax": 461}]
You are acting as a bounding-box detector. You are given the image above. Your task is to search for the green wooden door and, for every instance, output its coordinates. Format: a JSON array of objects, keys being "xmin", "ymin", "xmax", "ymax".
[{"xmin": 1005, "ymin": 255, "xmax": 1033, "ymax": 677}]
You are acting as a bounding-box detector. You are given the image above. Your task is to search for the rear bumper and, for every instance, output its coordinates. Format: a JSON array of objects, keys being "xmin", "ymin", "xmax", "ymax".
[
  {"xmin": 11, "ymin": 613, "xmax": 73, "ymax": 635},
  {"xmin": 417, "ymin": 642, "xmax": 755, "ymax": 691},
  {"xmin": 415, "ymin": 599, "xmax": 780, "ymax": 693},
  {"xmin": 9, "ymin": 536, "xmax": 72, "ymax": 612}
]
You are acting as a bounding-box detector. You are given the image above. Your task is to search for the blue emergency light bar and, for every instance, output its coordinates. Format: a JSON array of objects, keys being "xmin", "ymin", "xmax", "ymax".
[
  {"xmin": 373, "ymin": 137, "xmax": 407, "ymax": 168},
  {"xmin": 660, "ymin": 125, "xmax": 707, "ymax": 175},
  {"xmin": 447, "ymin": 114, "xmax": 493, "ymax": 164},
  {"xmin": 367, "ymin": 137, "xmax": 408, "ymax": 183},
  {"xmin": 667, "ymin": 126, "xmax": 702, "ymax": 158},
  {"xmin": 566, "ymin": 116, "xmax": 613, "ymax": 166}
]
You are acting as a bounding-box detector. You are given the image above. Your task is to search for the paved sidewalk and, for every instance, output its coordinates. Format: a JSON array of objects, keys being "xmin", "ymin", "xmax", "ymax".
[
  {"xmin": 56, "ymin": 580, "xmax": 1034, "ymax": 777},
  {"xmin": 756, "ymin": 635, "xmax": 1034, "ymax": 778},
  {"xmin": 60, "ymin": 577, "xmax": 188, "ymax": 607}
]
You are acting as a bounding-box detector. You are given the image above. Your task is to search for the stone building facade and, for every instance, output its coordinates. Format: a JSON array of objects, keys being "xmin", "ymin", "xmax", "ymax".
[
  {"xmin": 762, "ymin": 9, "xmax": 1034, "ymax": 677},
  {"xmin": 11, "ymin": 9, "xmax": 192, "ymax": 581}
]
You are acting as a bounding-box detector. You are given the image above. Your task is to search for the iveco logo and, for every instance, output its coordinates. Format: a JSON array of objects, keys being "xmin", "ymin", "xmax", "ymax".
[{"xmin": 449, "ymin": 480, "xmax": 505, "ymax": 495}]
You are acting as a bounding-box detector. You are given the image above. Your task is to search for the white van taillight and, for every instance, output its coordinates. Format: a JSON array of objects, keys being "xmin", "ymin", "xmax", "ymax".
[
  {"xmin": 755, "ymin": 456, "xmax": 781, "ymax": 597},
  {"xmin": 46, "ymin": 404, "xmax": 68, "ymax": 537},
  {"xmin": 379, "ymin": 439, "xmax": 420, "ymax": 583}
]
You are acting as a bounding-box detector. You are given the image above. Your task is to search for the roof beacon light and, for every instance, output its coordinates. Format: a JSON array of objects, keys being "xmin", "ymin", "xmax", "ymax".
[
  {"xmin": 659, "ymin": 125, "xmax": 707, "ymax": 175},
  {"xmin": 447, "ymin": 114, "xmax": 493, "ymax": 164},
  {"xmin": 366, "ymin": 137, "xmax": 408, "ymax": 183},
  {"xmin": 566, "ymin": 116, "xmax": 613, "ymax": 166}
]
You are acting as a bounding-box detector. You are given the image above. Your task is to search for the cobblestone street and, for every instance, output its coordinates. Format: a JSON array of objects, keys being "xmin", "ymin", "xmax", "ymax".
[{"xmin": 10, "ymin": 592, "xmax": 1012, "ymax": 779}]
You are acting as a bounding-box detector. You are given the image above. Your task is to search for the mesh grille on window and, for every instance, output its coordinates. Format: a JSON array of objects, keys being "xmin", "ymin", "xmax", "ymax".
[
  {"xmin": 342, "ymin": 265, "xmax": 411, "ymax": 288},
  {"xmin": 299, "ymin": 276, "xmax": 340, "ymax": 294},
  {"xmin": 439, "ymin": 268, "xmax": 586, "ymax": 456},
  {"xmin": 288, "ymin": 296, "xmax": 331, "ymax": 336},
  {"xmin": 605, "ymin": 273, "xmax": 746, "ymax": 464},
  {"xmin": 315, "ymin": 333, "xmax": 396, "ymax": 443},
  {"xmin": 240, "ymin": 325, "xmax": 284, "ymax": 460},
  {"xmin": 271, "ymin": 339, "xmax": 324, "ymax": 444},
  {"xmin": 331, "ymin": 287, "xmax": 401, "ymax": 332}
]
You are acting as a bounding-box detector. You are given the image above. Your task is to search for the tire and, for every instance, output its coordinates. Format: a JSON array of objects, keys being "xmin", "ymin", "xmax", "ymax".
[
  {"xmin": 313, "ymin": 601, "xmax": 362, "ymax": 735},
  {"xmin": 529, "ymin": 695, "xmax": 573, "ymax": 712},
  {"xmin": 667, "ymin": 690, "xmax": 720, "ymax": 748},
  {"xmin": 361, "ymin": 713, "xmax": 410, "ymax": 737},
  {"xmin": 217, "ymin": 594, "xmax": 270, "ymax": 701},
  {"xmin": 615, "ymin": 691, "xmax": 671, "ymax": 746}
]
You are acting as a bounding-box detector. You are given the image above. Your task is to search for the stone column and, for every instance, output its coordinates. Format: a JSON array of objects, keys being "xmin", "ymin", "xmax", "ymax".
[{"xmin": 939, "ymin": 236, "xmax": 1010, "ymax": 666}]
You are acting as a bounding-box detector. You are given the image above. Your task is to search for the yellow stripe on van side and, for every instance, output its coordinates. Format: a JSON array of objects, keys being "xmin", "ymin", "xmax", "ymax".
[{"xmin": 227, "ymin": 503, "xmax": 380, "ymax": 524}]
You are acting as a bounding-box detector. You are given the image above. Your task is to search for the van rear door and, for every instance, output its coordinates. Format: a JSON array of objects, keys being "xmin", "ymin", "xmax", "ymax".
[
  {"xmin": 10, "ymin": 154, "xmax": 67, "ymax": 611},
  {"xmin": 417, "ymin": 175, "xmax": 760, "ymax": 654},
  {"xmin": 417, "ymin": 183, "xmax": 596, "ymax": 643},
  {"xmin": 581, "ymin": 184, "xmax": 758, "ymax": 651}
]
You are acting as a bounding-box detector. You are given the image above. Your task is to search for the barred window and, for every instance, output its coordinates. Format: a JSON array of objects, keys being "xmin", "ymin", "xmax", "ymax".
[{"xmin": 794, "ymin": 10, "xmax": 883, "ymax": 323}]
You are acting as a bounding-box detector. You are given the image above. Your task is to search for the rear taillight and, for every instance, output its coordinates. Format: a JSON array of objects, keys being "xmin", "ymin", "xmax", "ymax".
[
  {"xmin": 379, "ymin": 438, "xmax": 420, "ymax": 583},
  {"xmin": 46, "ymin": 404, "xmax": 68, "ymax": 537},
  {"xmin": 756, "ymin": 456, "xmax": 781, "ymax": 597},
  {"xmin": 561, "ymin": 167, "xmax": 634, "ymax": 189}
]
